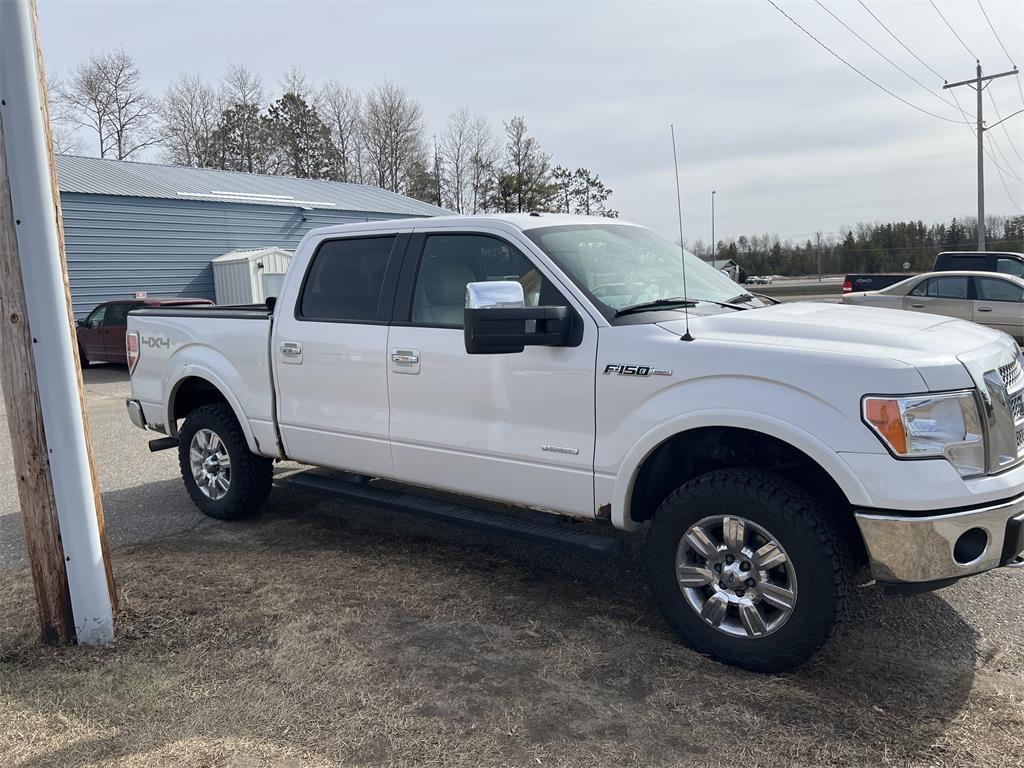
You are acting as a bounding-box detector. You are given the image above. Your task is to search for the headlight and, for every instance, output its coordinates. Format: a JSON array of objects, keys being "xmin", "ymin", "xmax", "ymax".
[{"xmin": 863, "ymin": 391, "xmax": 985, "ymax": 477}]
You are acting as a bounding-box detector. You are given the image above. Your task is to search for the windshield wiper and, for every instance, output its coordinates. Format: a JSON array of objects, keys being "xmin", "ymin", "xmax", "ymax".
[
  {"xmin": 726, "ymin": 293, "xmax": 757, "ymax": 304},
  {"xmin": 614, "ymin": 297, "xmax": 697, "ymax": 317}
]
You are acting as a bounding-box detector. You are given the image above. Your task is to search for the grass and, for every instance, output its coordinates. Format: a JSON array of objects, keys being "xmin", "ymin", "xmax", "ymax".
[{"xmin": 1, "ymin": 490, "xmax": 1022, "ymax": 767}]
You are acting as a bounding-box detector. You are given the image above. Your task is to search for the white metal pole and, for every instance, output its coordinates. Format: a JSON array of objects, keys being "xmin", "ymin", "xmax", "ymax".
[{"xmin": 0, "ymin": 0, "xmax": 113, "ymax": 644}]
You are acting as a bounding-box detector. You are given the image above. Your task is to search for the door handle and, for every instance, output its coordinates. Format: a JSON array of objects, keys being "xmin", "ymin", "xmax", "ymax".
[
  {"xmin": 280, "ymin": 342, "xmax": 303, "ymax": 356},
  {"xmin": 910, "ymin": 303, "xmax": 925, "ymax": 308},
  {"xmin": 391, "ymin": 351, "xmax": 419, "ymax": 365},
  {"xmin": 976, "ymin": 306, "xmax": 992, "ymax": 312}
]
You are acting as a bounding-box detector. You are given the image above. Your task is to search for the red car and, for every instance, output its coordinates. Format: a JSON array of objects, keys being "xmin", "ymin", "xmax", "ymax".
[{"xmin": 76, "ymin": 297, "xmax": 213, "ymax": 366}]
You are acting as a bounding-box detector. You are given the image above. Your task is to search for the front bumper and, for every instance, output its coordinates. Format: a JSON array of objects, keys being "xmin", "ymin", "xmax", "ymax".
[{"xmin": 855, "ymin": 492, "xmax": 1024, "ymax": 585}]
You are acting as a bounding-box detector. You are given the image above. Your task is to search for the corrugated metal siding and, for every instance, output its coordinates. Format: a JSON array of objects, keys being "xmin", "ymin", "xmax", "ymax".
[
  {"xmin": 212, "ymin": 259, "xmax": 252, "ymax": 305},
  {"xmin": 57, "ymin": 154, "xmax": 451, "ymax": 217},
  {"xmin": 61, "ymin": 193, "xmax": 415, "ymax": 317}
]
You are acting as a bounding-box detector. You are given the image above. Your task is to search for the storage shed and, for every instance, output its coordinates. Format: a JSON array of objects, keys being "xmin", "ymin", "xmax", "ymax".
[
  {"xmin": 212, "ymin": 247, "xmax": 293, "ymax": 305},
  {"xmin": 56, "ymin": 155, "xmax": 449, "ymax": 317}
]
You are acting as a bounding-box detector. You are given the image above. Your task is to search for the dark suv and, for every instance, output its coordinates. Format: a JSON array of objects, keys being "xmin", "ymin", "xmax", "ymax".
[
  {"xmin": 933, "ymin": 251, "xmax": 1024, "ymax": 278},
  {"xmin": 76, "ymin": 297, "xmax": 213, "ymax": 366}
]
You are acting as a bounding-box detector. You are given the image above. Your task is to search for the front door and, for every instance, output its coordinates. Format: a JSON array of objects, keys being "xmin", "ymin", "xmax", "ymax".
[
  {"xmin": 902, "ymin": 275, "xmax": 970, "ymax": 321},
  {"xmin": 973, "ymin": 276, "xmax": 1024, "ymax": 341},
  {"xmin": 273, "ymin": 233, "xmax": 407, "ymax": 477},
  {"xmin": 386, "ymin": 231, "xmax": 598, "ymax": 517},
  {"xmin": 78, "ymin": 304, "xmax": 107, "ymax": 361}
]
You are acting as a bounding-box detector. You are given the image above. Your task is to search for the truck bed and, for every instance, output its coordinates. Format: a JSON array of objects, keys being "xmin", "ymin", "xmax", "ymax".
[{"xmin": 127, "ymin": 305, "xmax": 279, "ymax": 458}]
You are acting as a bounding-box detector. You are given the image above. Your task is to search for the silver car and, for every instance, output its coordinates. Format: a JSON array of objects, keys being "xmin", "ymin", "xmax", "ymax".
[{"xmin": 841, "ymin": 270, "xmax": 1024, "ymax": 342}]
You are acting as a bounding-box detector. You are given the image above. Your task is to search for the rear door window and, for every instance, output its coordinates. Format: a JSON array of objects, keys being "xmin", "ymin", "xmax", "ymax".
[
  {"xmin": 975, "ymin": 277, "xmax": 1024, "ymax": 303},
  {"xmin": 299, "ymin": 236, "xmax": 396, "ymax": 322}
]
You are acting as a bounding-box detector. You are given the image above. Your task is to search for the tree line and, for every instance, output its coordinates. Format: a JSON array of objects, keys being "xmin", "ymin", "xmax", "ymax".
[
  {"xmin": 691, "ymin": 215, "xmax": 1024, "ymax": 277},
  {"xmin": 47, "ymin": 51, "xmax": 616, "ymax": 216}
]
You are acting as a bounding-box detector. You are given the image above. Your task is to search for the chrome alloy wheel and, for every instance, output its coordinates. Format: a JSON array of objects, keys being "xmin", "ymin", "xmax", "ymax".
[
  {"xmin": 189, "ymin": 428, "xmax": 231, "ymax": 501},
  {"xmin": 675, "ymin": 515, "xmax": 798, "ymax": 638}
]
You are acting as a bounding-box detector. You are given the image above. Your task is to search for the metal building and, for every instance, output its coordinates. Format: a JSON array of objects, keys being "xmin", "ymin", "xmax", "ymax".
[{"xmin": 56, "ymin": 155, "xmax": 448, "ymax": 317}]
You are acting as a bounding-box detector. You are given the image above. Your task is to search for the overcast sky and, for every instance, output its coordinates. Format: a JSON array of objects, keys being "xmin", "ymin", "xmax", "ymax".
[{"xmin": 38, "ymin": 0, "xmax": 1024, "ymax": 244}]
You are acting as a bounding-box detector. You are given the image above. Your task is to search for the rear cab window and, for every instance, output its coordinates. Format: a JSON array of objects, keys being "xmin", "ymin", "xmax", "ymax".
[{"xmin": 298, "ymin": 236, "xmax": 397, "ymax": 322}]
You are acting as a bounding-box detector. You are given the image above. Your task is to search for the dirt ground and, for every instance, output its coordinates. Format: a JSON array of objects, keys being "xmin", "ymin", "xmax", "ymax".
[{"xmin": 1, "ymin": 481, "xmax": 1023, "ymax": 768}]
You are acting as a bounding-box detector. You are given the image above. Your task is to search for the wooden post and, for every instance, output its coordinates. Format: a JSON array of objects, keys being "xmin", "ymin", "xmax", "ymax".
[{"xmin": 0, "ymin": 0, "xmax": 115, "ymax": 644}]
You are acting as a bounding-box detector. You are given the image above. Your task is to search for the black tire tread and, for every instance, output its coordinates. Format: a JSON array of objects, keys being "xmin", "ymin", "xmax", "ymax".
[
  {"xmin": 646, "ymin": 468, "xmax": 854, "ymax": 672},
  {"xmin": 178, "ymin": 403, "xmax": 272, "ymax": 520}
]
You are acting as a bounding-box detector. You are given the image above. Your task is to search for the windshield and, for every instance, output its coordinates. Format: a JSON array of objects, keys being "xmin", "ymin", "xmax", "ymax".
[{"xmin": 524, "ymin": 223, "xmax": 743, "ymax": 317}]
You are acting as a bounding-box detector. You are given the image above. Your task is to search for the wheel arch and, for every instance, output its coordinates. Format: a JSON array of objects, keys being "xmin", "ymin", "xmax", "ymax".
[
  {"xmin": 166, "ymin": 371, "xmax": 260, "ymax": 454},
  {"xmin": 612, "ymin": 415, "xmax": 873, "ymax": 560}
]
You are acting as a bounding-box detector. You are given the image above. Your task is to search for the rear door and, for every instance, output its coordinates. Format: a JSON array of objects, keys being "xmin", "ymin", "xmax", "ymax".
[
  {"xmin": 973, "ymin": 276, "xmax": 1024, "ymax": 340},
  {"xmin": 272, "ymin": 233, "xmax": 408, "ymax": 477},
  {"xmin": 902, "ymin": 275, "xmax": 971, "ymax": 320}
]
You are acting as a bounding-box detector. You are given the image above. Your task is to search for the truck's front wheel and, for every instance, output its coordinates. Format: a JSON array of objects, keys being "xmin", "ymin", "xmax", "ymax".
[
  {"xmin": 646, "ymin": 468, "xmax": 852, "ymax": 672},
  {"xmin": 178, "ymin": 403, "xmax": 272, "ymax": 520}
]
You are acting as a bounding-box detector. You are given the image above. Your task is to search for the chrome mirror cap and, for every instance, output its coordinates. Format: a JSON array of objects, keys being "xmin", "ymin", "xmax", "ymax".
[{"xmin": 466, "ymin": 280, "xmax": 525, "ymax": 310}]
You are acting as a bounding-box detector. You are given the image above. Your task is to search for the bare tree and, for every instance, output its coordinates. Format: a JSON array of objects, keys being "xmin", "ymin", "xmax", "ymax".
[
  {"xmin": 320, "ymin": 80, "xmax": 365, "ymax": 183},
  {"xmin": 46, "ymin": 72, "xmax": 83, "ymax": 154},
  {"xmin": 467, "ymin": 114, "xmax": 499, "ymax": 213},
  {"xmin": 160, "ymin": 73, "xmax": 222, "ymax": 167},
  {"xmin": 438, "ymin": 108, "xmax": 476, "ymax": 213},
  {"xmin": 363, "ymin": 81, "xmax": 426, "ymax": 194},
  {"xmin": 60, "ymin": 54, "xmax": 116, "ymax": 157},
  {"xmin": 280, "ymin": 65, "xmax": 311, "ymax": 100},
  {"xmin": 216, "ymin": 63, "xmax": 268, "ymax": 173}
]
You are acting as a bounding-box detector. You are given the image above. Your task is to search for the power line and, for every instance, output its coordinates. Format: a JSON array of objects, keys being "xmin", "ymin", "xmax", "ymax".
[
  {"xmin": 947, "ymin": 85, "xmax": 1024, "ymax": 187},
  {"xmin": 765, "ymin": 0, "xmax": 971, "ymax": 124},
  {"xmin": 976, "ymin": 0, "xmax": 1024, "ymax": 108},
  {"xmin": 987, "ymin": 136, "xmax": 1024, "ymax": 214},
  {"xmin": 986, "ymin": 132, "xmax": 1024, "ymax": 183},
  {"xmin": 857, "ymin": 1, "xmax": 946, "ymax": 82},
  {"xmin": 976, "ymin": 0, "xmax": 1016, "ymax": 67},
  {"xmin": 987, "ymin": 89, "xmax": 1024, "ymax": 166},
  {"xmin": 929, "ymin": 0, "xmax": 979, "ymax": 62},
  {"xmin": 814, "ymin": 1, "xmax": 972, "ymax": 117}
]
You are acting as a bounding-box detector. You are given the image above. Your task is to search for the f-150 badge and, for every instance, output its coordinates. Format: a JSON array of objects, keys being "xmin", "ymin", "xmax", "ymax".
[{"xmin": 603, "ymin": 364, "xmax": 672, "ymax": 376}]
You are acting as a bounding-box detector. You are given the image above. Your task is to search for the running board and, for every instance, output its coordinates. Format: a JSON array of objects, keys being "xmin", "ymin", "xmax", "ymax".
[{"xmin": 280, "ymin": 471, "xmax": 622, "ymax": 558}]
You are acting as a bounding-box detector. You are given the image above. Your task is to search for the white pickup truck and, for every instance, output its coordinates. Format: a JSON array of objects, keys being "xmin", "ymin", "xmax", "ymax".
[{"xmin": 126, "ymin": 214, "xmax": 1024, "ymax": 671}]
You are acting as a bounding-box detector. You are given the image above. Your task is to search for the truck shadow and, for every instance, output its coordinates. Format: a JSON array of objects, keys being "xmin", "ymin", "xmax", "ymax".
[{"xmin": 0, "ymin": 478, "xmax": 992, "ymax": 767}]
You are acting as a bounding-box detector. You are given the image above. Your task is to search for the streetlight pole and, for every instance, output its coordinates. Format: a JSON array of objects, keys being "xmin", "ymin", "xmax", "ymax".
[{"xmin": 711, "ymin": 190, "xmax": 716, "ymax": 260}]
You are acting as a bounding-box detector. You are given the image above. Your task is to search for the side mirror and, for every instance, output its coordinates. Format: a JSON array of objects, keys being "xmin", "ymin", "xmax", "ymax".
[
  {"xmin": 76, "ymin": 318, "xmax": 87, "ymax": 328},
  {"xmin": 464, "ymin": 280, "xmax": 571, "ymax": 355}
]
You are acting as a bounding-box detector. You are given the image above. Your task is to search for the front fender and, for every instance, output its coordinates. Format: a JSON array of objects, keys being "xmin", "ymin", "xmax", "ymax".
[{"xmin": 607, "ymin": 409, "xmax": 876, "ymax": 531}]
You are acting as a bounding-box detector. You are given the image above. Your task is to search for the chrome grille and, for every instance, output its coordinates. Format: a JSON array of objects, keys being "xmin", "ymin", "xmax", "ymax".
[
  {"xmin": 1000, "ymin": 359, "xmax": 1023, "ymax": 392},
  {"xmin": 1000, "ymin": 358, "xmax": 1024, "ymax": 462}
]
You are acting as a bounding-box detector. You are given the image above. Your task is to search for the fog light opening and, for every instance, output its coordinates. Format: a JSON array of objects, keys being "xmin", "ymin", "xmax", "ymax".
[{"xmin": 953, "ymin": 527, "xmax": 989, "ymax": 565}]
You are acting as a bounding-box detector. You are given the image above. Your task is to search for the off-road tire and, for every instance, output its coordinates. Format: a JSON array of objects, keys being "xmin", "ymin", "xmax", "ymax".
[
  {"xmin": 646, "ymin": 468, "xmax": 853, "ymax": 672},
  {"xmin": 178, "ymin": 403, "xmax": 272, "ymax": 520}
]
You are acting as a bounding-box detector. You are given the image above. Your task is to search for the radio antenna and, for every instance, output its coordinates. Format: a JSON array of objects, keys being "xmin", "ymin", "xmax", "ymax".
[{"xmin": 670, "ymin": 124, "xmax": 694, "ymax": 342}]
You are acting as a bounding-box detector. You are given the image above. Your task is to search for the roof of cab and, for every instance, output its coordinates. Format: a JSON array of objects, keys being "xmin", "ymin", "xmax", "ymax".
[{"xmin": 303, "ymin": 212, "xmax": 640, "ymax": 239}]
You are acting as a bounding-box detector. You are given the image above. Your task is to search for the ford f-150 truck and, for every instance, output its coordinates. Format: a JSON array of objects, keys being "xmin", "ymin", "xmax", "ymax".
[{"xmin": 125, "ymin": 214, "xmax": 1024, "ymax": 671}]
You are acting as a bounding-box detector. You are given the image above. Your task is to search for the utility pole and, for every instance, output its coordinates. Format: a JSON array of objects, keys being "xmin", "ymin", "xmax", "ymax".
[
  {"xmin": 0, "ymin": 0, "xmax": 115, "ymax": 644},
  {"xmin": 710, "ymin": 190, "xmax": 716, "ymax": 259},
  {"xmin": 943, "ymin": 62, "xmax": 1021, "ymax": 251}
]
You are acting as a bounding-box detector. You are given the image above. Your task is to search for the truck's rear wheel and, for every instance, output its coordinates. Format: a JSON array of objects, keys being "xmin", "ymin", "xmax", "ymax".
[
  {"xmin": 178, "ymin": 403, "xmax": 272, "ymax": 520},
  {"xmin": 645, "ymin": 468, "xmax": 852, "ymax": 672}
]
